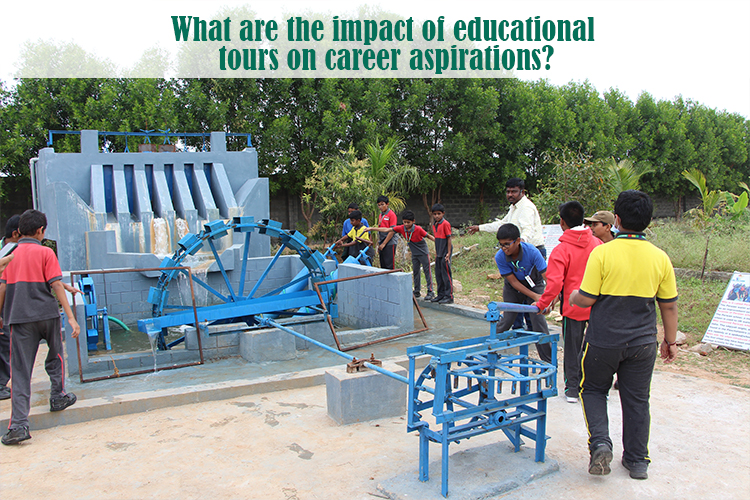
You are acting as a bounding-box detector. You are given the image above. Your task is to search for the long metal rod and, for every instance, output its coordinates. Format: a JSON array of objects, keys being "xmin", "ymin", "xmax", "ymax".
[
  {"xmin": 310, "ymin": 280, "xmax": 342, "ymax": 350},
  {"xmin": 186, "ymin": 268, "xmax": 204, "ymax": 364},
  {"xmin": 79, "ymin": 361, "xmax": 203, "ymax": 383},
  {"xmin": 262, "ymin": 319, "xmax": 408, "ymax": 385},
  {"xmin": 70, "ymin": 266, "xmax": 204, "ymax": 382},
  {"xmin": 238, "ymin": 231, "xmax": 251, "ymax": 296}
]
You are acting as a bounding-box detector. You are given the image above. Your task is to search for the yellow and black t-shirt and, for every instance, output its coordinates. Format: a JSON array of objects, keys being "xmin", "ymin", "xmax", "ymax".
[{"xmin": 579, "ymin": 233, "xmax": 678, "ymax": 348}]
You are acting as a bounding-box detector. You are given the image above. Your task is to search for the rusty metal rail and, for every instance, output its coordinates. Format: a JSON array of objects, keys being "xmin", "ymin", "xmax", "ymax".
[
  {"xmin": 311, "ymin": 269, "xmax": 429, "ymax": 352},
  {"xmin": 69, "ymin": 266, "xmax": 203, "ymax": 383}
]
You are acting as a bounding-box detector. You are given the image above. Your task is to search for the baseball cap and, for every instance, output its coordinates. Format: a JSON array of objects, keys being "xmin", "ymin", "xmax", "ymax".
[{"xmin": 584, "ymin": 210, "xmax": 615, "ymax": 225}]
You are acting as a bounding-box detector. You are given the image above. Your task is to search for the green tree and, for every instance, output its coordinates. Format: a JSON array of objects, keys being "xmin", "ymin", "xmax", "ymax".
[
  {"xmin": 534, "ymin": 147, "xmax": 616, "ymax": 223},
  {"xmin": 682, "ymin": 168, "xmax": 748, "ymax": 279},
  {"xmin": 302, "ymin": 138, "xmax": 418, "ymax": 241}
]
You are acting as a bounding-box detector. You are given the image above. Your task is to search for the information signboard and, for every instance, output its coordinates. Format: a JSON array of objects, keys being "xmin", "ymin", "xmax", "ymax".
[{"xmin": 702, "ymin": 272, "xmax": 750, "ymax": 351}]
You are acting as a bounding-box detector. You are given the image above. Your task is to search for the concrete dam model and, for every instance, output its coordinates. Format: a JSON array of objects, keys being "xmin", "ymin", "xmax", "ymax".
[{"xmin": 32, "ymin": 130, "xmax": 269, "ymax": 272}]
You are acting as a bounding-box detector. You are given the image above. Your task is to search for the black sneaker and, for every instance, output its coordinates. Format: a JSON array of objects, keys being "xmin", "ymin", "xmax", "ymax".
[
  {"xmin": 0, "ymin": 385, "xmax": 10, "ymax": 400},
  {"xmin": 50, "ymin": 393, "xmax": 77, "ymax": 412},
  {"xmin": 588, "ymin": 444, "xmax": 613, "ymax": 475},
  {"xmin": 438, "ymin": 297, "xmax": 454, "ymax": 304},
  {"xmin": 413, "ymin": 291, "xmax": 421, "ymax": 298},
  {"xmin": 622, "ymin": 458, "xmax": 648, "ymax": 480},
  {"xmin": 430, "ymin": 295, "xmax": 442, "ymax": 302},
  {"xmin": 2, "ymin": 426, "xmax": 31, "ymax": 445},
  {"xmin": 424, "ymin": 291, "xmax": 436, "ymax": 301}
]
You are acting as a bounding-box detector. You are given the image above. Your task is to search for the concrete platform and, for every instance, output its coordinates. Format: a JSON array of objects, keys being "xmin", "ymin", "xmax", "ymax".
[
  {"xmin": 378, "ymin": 442, "xmax": 559, "ymax": 500},
  {"xmin": 3, "ymin": 308, "xmax": 532, "ymax": 430},
  {"xmin": 4, "ymin": 307, "xmax": 746, "ymax": 500}
]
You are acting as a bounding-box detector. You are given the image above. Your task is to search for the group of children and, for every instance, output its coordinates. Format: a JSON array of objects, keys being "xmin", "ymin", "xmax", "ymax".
[
  {"xmin": 495, "ymin": 191, "xmax": 677, "ymax": 482},
  {"xmin": 333, "ymin": 196, "xmax": 454, "ymax": 304}
]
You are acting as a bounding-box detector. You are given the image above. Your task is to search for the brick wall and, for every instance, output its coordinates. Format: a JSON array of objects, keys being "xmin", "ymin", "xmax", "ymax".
[
  {"xmin": 337, "ymin": 263, "xmax": 413, "ymax": 332},
  {"xmin": 268, "ymin": 190, "xmax": 702, "ymax": 230}
]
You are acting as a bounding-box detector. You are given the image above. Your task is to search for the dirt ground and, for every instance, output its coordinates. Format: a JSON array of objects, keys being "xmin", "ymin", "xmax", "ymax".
[{"xmin": 1, "ymin": 344, "xmax": 749, "ymax": 500}]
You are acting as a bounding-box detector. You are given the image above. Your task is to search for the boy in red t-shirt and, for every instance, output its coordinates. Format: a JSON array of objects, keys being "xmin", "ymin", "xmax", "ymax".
[
  {"xmin": 431, "ymin": 204, "xmax": 453, "ymax": 304},
  {"xmin": 376, "ymin": 195, "xmax": 398, "ymax": 269},
  {"xmin": 0, "ymin": 209, "xmax": 81, "ymax": 445},
  {"xmin": 369, "ymin": 210, "xmax": 435, "ymax": 300},
  {"xmin": 532, "ymin": 201, "xmax": 601, "ymax": 403}
]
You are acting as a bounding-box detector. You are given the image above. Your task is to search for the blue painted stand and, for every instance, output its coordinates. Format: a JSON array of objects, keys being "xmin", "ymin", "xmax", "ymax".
[
  {"xmin": 406, "ymin": 302, "xmax": 559, "ymax": 497},
  {"xmin": 78, "ymin": 276, "xmax": 112, "ymax": 351}
]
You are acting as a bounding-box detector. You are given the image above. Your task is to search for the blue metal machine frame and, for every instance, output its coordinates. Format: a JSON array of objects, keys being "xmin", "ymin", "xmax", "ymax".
[
  {"xmin": 138, "ymin": 217, "xmax": 337, "ymax": 346},
  {"xmin": 406, "ymin": 302, "xmax": 559, "ymax": 497},
  {"xmin": 261, "ymin": 302, "xmax": 558, "ymax": 498}
]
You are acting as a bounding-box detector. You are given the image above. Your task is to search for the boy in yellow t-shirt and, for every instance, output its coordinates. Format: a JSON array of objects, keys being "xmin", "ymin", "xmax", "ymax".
[
  {"xmin": 333, "ymin": 210, "xmax": 374, "ymax": 265},
  {"xmin": 570, "ymin": 190, "xmax": 678, "ymax": 481}
]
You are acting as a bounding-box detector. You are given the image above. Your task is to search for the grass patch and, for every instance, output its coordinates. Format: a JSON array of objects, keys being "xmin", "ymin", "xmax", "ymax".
[
  {"xmin": 669, "ymin": 276, "xmax": 725, "ymax": 342},
  {"xmin": 648, "ymin": 219, "xmax": 750, "ymax": 272}
]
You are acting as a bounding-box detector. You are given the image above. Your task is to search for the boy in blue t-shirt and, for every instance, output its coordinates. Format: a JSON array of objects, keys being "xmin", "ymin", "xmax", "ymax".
[{"xmin": 494, "ymin": 223, "xmax": 552, "ymax": 363}]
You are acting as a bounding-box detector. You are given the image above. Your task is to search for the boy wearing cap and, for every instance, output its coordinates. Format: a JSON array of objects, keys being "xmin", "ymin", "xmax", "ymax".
[{"xmin": 584, "ymin": 210, "xmax": 615, "ymax": 243}]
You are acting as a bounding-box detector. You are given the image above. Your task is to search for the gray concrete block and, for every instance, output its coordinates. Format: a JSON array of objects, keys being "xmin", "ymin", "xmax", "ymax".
[
  {"xmin": 185, "ymin": 326, "xmax": 218, "ymax": 350},
  {"xmin": 85, "ymin": 358, "xmax": 114, "ymax": 375},
  {"xmin": 216, "ymin": 332, "xmax": 240, "ymax": 348},
  {"xmin": 325, "ymin": 361, "xmax": 407, "ymax": 425},
  {"xmin": 109, "ymin": 280, "xmax": 131, "ymax": 293},
  {"xmin": 167, "ymin": 349, "xmax": 200, "ymax": 364},
  {"xmin": 121, "ymin": 291, "xmax": 142, "ymax": 303},
  {"xmin": 240, "ymin": 328, "xmax": 296, "ymax": 363},
  {"xmin": 105, "ymin": 355, "xmax": 143, "ymax": 371}
]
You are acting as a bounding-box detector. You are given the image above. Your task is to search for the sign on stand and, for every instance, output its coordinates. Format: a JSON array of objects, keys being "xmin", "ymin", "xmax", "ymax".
[
  {"xmin": 541, "ymin": 224, "xmax": 564, "ymax": 261},
  {"xmin": 702, "ymin": 272, "xmax": 750, "ymax": 351}
]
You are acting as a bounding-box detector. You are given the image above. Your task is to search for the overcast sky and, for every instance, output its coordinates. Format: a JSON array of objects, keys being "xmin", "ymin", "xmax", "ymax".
[{"xmin": 2, "ymin": 0, "xmax": 748, "ymax": 117}]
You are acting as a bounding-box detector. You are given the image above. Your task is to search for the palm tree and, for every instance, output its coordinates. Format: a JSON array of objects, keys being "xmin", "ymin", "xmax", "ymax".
[
  {"xmin": 605, "ymin": 158, "xmax": 654, "ymax": 193},
  {"xmin": 365, "ymin": 137, "xmax": 420, "ymax": 213}
]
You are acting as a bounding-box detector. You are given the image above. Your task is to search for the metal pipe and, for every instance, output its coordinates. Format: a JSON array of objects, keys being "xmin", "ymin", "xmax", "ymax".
[
  {"xmin": 494, "ymin": 303, "xmax": 540, "ymax": 314},
  {"xmin": 262, "ymin": 319, "xmax": 409, "ymax": 385},
  {"xmin": 80, "ymin": 361, "xmax": 203, "ymax": 383}
]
